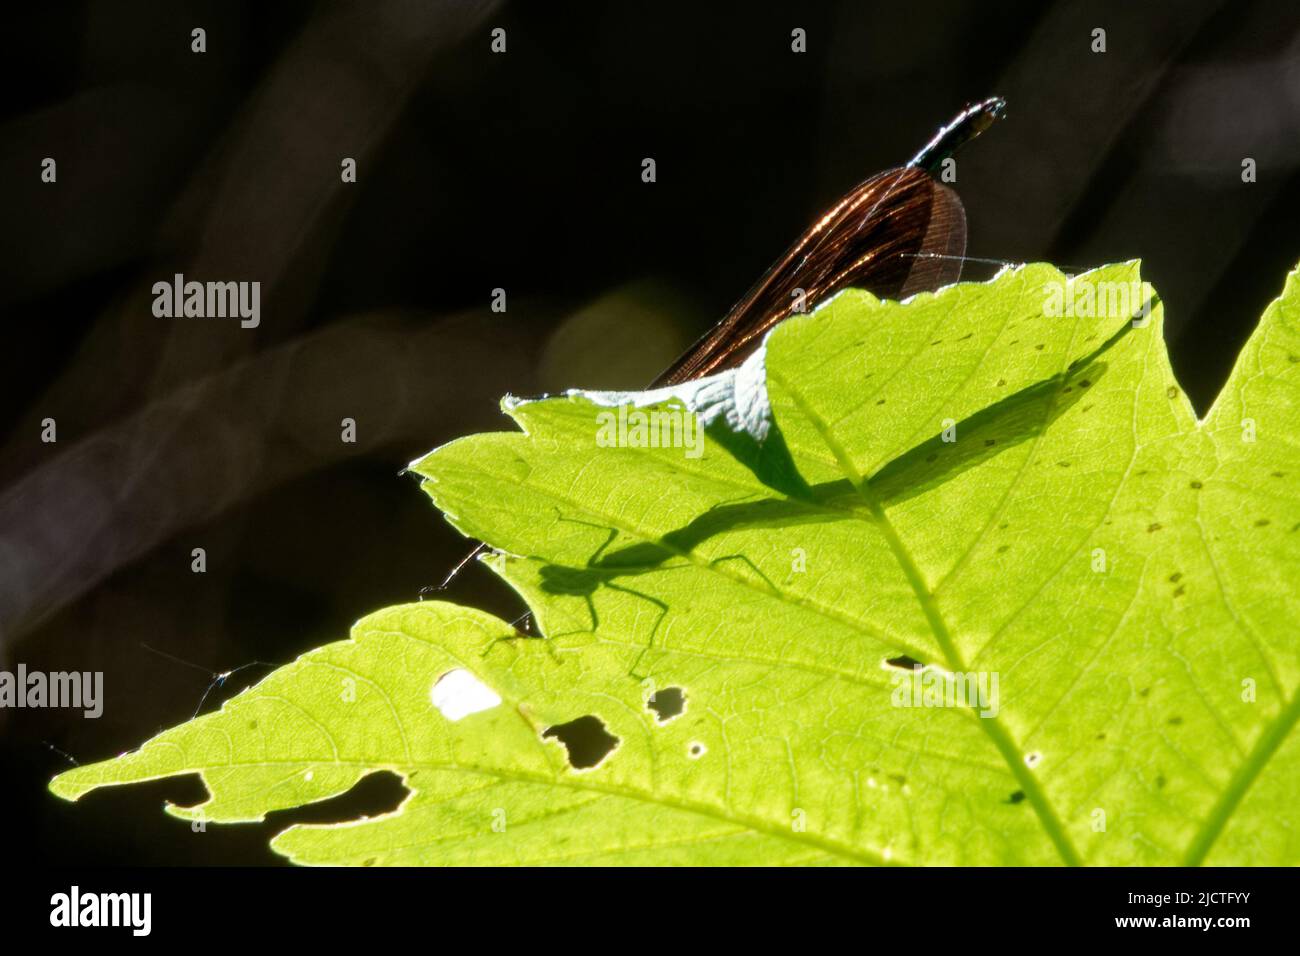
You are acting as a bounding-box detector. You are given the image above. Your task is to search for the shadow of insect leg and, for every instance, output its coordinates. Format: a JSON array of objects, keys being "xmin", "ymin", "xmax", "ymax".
[
  {"xmin": 607, "ymin": 581, "xmax": 670, "ymax": 682},
  {"xmin": 548, "ymin": 512, "xmax": 625, "ymax": 564},
  {"xmin": 708, "ymin": 552, "xmax": 779, "ymax": 592}
]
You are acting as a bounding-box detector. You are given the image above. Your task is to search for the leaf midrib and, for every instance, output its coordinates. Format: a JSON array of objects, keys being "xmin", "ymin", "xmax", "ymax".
[{"xmin": 770, "ymin": 365, "xmax": 1084, "ymax": 867}]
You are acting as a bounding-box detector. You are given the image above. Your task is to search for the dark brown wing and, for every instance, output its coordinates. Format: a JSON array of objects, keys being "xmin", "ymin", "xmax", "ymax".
[{"xmin": 652, "ymin": 165, "xmax": 967, "ymax": 387}]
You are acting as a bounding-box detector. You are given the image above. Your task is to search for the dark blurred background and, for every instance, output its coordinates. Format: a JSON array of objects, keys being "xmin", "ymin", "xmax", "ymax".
[{"xmin": 4, "ymin": 0, "xmax": 1300, "ymax": 865}]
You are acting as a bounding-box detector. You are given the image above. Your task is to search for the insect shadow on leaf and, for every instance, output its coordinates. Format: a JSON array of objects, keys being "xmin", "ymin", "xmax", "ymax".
[
  {"xmin": 533, "ymin": 298, "xmax": 1154, "ymax": 682},
  {"xmin": 539, "ymin": 512, "xmax": 794, "ymax": 680},
  {"xmin": 869, "ymin": 296, "xmax": 1153, "ymax": 504},
  {"xmin": 595, "ymin": 297, "xmax": 1156, "ymax": 558},
  {"xmin": 537, "ymin": 519, "xmax": 674, "ymax": 681}
]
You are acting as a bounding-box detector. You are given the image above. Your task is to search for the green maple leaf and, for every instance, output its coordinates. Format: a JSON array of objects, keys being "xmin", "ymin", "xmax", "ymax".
[{"xmin": 50, "ymin": 261, "xmax": 1300, "ymax": 865}]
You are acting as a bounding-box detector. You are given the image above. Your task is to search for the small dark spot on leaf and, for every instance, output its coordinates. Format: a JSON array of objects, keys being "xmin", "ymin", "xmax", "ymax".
[
  {"xmin": 1136, "ymin": 469, "xmax": 1149, "ymax": 476},
  {"xmin": 1169, "ymin": 572, "xmax": 1183, "ymax": 583},
  {"xmin": 985, "ymin": 439, "xmax": 997, "ymax": 447},
  {"xmin": 1173, "ymin": 585, "xmax": 1186, "ymax": 597},
  {"xmin": 543, "ymin": 715, "xmax": 619, "ymax": 769},
  {"xmin": 1288, "ymin": 353, "xmax": 1299, "ymax": 363},
  {"xmin": 885, "ymin": 655, "xmax": 924, "ymax": 671},
  {"xmin": 1095, "ymin": 732, "xmax": 1106, "ymax": 741},
  {"xmin": 1006, "ymin": 790, "xmax": 1026, "ymax": 804},
  {"xmin": 996, "ymin": 544, "xmax": 1010, "ymax": 554},
  {"xmin": 1057, "ymin": 460, "xmax": 1070, "ymax": 468},
  {"xmin": 889, "ymin": 773, "xmax": 907, "ymax": 786},
  {"xmin": 1079, "ymin": 379, "xmax": 1091, "ymax": 388},
  {"xmin": 1063, "ymin": 386, "xmax": 1073, "ymax": 393},
  {"xmin": 1156, "ymin": 775, "xmax": 1166, "ymax": 790},
  {"xmin": 1034, "ymin": 343, "xmax": 1045, "ymax": 351},
  {"xmin": 689, "ymin": 743, "xmax": 705, "ymax": 757},
  {"xmin": 1167, "ymin": 386, "xmax": 1179, "ymax": 399},
  {"xmin": 1189, "ymin": 480, "xmax": 1202, "ymax": 490},
  {"xmin": 1255, "ymin": 518, "xmax": 1271, "ymax": 527},
  {"xmin": 363, "ymin": 858, "xmax": 377, "ymax": 866},
  {"xmin": 1271, "ymin": 471, "xmax": 1285, "ymax": 478},
  {"xmin": 647, "ymin": 687, "xmax": 686, "ymax": 723},
  {"xmin": 1139, "ymin": 687, "xmax": 1151, "ymax": 697},
  {"xmin": 876, "ymin": 398, "xmax": 886, "ymax": 406},
  {"xmin": 926, "ymin": 452, "xmax": 938, "ymax": 463},
  {"xmin": 998, "ymin": 522, "xmax": 1009, "ymax": 530},
  {"xmin": 1148, "ymin": 522, "xmax": 1162, "ymax": 533},
  {"xmin": 931, "ymin": 339, "xmax": 943, "ymax": 346},
  {"xmin": 996, "ymin": 378, "xmax": 1007, "ymax": 387},
  {"xmin": 1168, "ymin": 715, "xmax": 1183, "ymax": 726},
  {"xmin": 248, "ymin": 721, "xmax": 257, "ymax": 730},
  {"xmin": 958, "ymin": 332, "xmax": 973, "ymax": 341}
]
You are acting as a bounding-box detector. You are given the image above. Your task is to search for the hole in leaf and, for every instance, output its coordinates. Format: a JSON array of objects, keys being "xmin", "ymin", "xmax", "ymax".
[
  {"xmin": 884, "ymin": 655, "xmax": 924, "ymax": 671},
  {"xmin": 1024, "ymin": 751, "xmax": 1042, "ymax": 769},
  {"xmin": 647, "ymin": 686, "xmax": 686, "ymax": 723},
  {"xmin": 688, "ymin": 742, "xmax": 707, "ymax": 759},
  {"xmin": 543, "ymin": 715, "xmax": 619, "ymax": 769},
  {"xmin": 431, "ymin": 669, "xmax": 501, "ymax": 721},
  {"xmin": 268, "ymin": 770, "xmax": 409, "ymax": 828}
]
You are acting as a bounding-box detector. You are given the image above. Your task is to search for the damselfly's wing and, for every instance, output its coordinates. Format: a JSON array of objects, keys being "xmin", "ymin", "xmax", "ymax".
[{"xmin": 651, "ymin": 165, "xmax": 967, "ymax": 387}]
